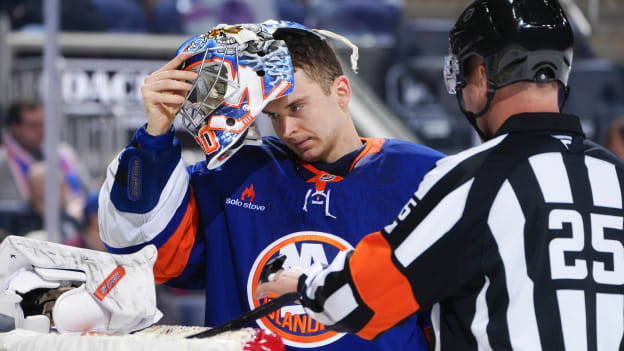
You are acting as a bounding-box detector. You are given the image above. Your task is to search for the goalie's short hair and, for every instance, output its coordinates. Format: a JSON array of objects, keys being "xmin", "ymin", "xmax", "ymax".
[{"xmin": 275, "ymin": 31, "xmax": 344, "ymax": 95}]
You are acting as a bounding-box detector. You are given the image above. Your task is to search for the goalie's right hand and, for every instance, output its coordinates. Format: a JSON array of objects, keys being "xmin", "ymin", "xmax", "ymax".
[{"xmin": 141, "ymin": 52, "xmax": 198, "ymax": 136}]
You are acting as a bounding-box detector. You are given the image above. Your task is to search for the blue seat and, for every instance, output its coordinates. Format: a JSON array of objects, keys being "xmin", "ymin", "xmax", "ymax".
[
  {"xmin": 150, "ymin": 0, "xmax": 183, "ymax": 34},
  {"xmin": 276, "ymin": 0, "xmax": 307, "ymax": 25},
  {"xmin": 91, "ymin": 0, "xmax": 148, "ymax": 33},
  {"xmin": 395, "ymin": 19, "xmax": 454, "ymax": 60},
  {"xmin": 565, "ymin": 58, "xmax": 624, "ymax": 140},
  {"xmin": 310, "ymin": 1, "xmax": 401, "ymax": 37}
]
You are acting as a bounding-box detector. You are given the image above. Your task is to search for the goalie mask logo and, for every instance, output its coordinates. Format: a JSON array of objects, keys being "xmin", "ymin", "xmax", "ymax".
[{"xmin": 247, "ymin": 232, "xmax": 354, "ymax": 348}]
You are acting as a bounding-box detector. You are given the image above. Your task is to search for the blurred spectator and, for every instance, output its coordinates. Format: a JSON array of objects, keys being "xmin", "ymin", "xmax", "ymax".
[
  {"xmin": 604, "ymin": 115, "xmax": 624, "ymax": 159},
  {"xmin": 7, "ymin": 0, "xmax": 107, "ymax": 31},
  {"xmin": 0, "ymin": 100, "xmax": 89, "ymax": 219},
  {"xmin": 1, "ymin": 161, "xmax": 80, "ymax": 241}
]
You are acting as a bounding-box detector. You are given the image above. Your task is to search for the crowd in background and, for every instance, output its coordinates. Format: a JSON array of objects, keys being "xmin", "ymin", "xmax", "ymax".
[
  {"xmin": 1, "ymin": 0, "xmax": 624, "ymax": 328},
  {"xmin": 0, "ymin": 100, "xmax": 203, "ymax": 326},
  {"xmin": 4, "ymin": 0, "xmax": 404, "ymax": 36}
]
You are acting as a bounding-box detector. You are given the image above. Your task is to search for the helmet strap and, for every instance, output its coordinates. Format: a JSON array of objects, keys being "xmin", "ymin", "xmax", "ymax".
[
  {"xmin": 456, "ymin": 83, "xmax": 496, "ymax": 141},
  {"xmin": 559, "ymin": 85, "xmax": 570, "ymax": 112}
]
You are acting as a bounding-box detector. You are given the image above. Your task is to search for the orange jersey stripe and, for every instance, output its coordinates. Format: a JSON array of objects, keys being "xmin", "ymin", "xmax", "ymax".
[
  {"xmin": 153, "ymin": 187, "xmax": 200, "ymax": 284},
  {"xmin": 423, "ymin": 326, "xmax": 434, "ymax": 347},
  {"xmin": 349, "ymin": 231, "xmax": 420, "ymax": 340},
  {"xmin": 350, "ymin": 138, "xmax": 384, "ymax": 171}
]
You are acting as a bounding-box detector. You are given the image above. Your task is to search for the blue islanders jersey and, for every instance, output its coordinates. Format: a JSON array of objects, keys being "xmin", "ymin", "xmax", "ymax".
[{"xmin": 99, "ymin": 126, "xmax": 444, "ymax": 351}]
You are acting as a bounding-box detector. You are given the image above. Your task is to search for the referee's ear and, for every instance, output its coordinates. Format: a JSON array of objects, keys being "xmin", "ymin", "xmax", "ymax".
[{"xmin": 465, "ymin": 57, "xmax": 488, "ymax": 100}]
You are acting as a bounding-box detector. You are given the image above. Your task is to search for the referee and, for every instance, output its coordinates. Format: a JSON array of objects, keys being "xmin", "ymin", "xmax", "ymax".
[{"xmin": 256, "ymin": 0, "xmax": 624, "ymax": 350}]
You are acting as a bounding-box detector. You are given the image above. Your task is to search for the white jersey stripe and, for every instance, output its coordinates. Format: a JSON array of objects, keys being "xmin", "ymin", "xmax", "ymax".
[
  {"xmin": 488, "ymin": 180, "xmax": 542, "ymax": 350},
  {"xmin": 99, "ymin": 154, "xmax": 190, "ymax": 249},
  {"xmin": 596, "ymin": 293, "xmax": 624, "ymax": 351},
  {"xmin": 415, "ymin": 135, "xmax": 506, "ymax": 199},
  {"xmin": 395, "ymin": 178, "xmax": 474, "ymax": 268},
  {"xmin": 529, "ymin": 153, "xmax": 573, "ymax": 204},
  {"xmin": 471, "ymin": 277, "xmax": 493, "ymax": 351},
  {"xmin": 323, "ymin": 284, "xmax": 359, "ymax": 325},
  {"xmin": 557, "ymin": 290, "xmax": 588, "ymax": 351},
  {"xmin": 304, "ymin": 283, "xmax": 358, "ymax": 327},
  {"xmin": 585, "ymin": 156, "xmax": 623, "ymax": 209},
  {"xmin": 304, "ymin": 250, "xmax": 349, "ymax": 301},
  {"xmin": 431, "ymin": 303, "xmax": 441, "ymax": 351}
]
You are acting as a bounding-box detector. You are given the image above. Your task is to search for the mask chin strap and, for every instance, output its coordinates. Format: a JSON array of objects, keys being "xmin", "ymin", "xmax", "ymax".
[
  {"xmin": 560, "ymin": 84, "xmax": 570, "ymax": 112},
  {"xmin": 456, "ymin": 83, "xmax": 496, "ymax": 141},
  {"xmin": 457, "ymin": 81, "xmax": 571, "ymax": 142}
]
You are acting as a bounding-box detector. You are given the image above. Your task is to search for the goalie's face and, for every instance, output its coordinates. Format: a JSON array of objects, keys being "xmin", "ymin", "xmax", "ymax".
[{"xmin": 264, "ymin": 69, "xmax": 352, "ymax": 163}]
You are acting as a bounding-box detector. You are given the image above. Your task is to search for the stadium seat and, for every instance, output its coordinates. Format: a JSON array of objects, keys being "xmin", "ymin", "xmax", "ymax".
[
  {"xmin": 384, "ymin": 17, "xmax": 624, "ymax": 152},
  {"xmin": 150, "ymin": 0, "xmax": 183, "ymax": 34},
  {"xmin": 91, "ymin": 0, "xmax": 148, "ymax": 33},
  {"xmin": 566, "ymin": 58, "xmax": 624, "ymax": 141},
  {"xmin": 311, "ymin": 1, "xmax": 400, "ymax": 36}
]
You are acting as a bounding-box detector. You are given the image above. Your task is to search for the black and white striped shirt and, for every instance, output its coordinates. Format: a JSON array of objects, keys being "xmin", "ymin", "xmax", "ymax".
[{"xmin": 297, "ymin": 113, "xmax": 624, "ymax": 350}]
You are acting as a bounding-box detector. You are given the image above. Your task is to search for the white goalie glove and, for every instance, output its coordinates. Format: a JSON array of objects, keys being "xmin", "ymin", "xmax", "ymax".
[{"xmin": 0, "ymin": 236, "xmax": 162, "ymax": 335}]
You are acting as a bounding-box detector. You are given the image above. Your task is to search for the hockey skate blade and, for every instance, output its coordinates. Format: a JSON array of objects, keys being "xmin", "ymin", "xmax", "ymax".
[{"xmin": 187, "ymin": 292, "xmax": 301, "ymax": 339}]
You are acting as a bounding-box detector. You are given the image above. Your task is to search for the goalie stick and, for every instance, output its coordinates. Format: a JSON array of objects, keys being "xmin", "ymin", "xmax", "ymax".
[
  {"xmin": 187, "ymin": 291, "xmax": 301, "ymax": 339},
  {"xmin": 188, "ymin": 255, "xmax": 298, "ymax": 339}
]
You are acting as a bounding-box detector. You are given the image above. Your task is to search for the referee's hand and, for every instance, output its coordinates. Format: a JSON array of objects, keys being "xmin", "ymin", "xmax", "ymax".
[{"xmin": 254, "ymin": 267, "xmax": 305, "ymax": 300}]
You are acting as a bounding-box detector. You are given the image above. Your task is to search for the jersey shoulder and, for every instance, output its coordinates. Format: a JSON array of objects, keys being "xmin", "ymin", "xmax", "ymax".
[
  {"xmin": 380, "ymin": 138, "xmax": 446, "ymax": 160},
  {"xmin": 188, "ymin": 136, "xmax": 296, "ymax": 179}
]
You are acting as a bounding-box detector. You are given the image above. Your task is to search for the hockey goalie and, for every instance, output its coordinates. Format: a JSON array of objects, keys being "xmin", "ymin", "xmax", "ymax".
[{"xmin": 0, "ymin": 236, "xmax": 284, "ymax": 351}]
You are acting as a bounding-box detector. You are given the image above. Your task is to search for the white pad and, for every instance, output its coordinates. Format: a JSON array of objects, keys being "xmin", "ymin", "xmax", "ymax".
[
  {"xmin": 52, "ymin": 284, "xmax": 111, "ymax": 334},
  {"xmin": 0, "ymin": 236, "xmax": 162, "ymax": 334},
  {"xmin": 0, "ymin": 326, "xmax": 280, "ymax": 351},
  {"xmin": 22, "ymin": 315, "xmax": 50, "ymax": 334},
  {"xmin": 34, "ymin": 267, "xmax": 87, "ymax": 283},
  {"xmin": 6, "ymin": 269, "xmax": 60, "ymax": 294}
]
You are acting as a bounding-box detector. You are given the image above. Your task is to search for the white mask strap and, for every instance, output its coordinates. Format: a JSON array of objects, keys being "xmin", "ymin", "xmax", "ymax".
[{"xmin": 313, "ymin": 29, "xmax": 359, "ymax": 74}]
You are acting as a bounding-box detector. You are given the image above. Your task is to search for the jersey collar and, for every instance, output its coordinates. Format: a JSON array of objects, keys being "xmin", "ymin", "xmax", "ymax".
[
  {"xmin": 493, "ymin": 113, "xmax": 585, "ymax": 138},
  {"xmin": 298, "ymin": 137, "xmax": 385, "ymax": 179}
]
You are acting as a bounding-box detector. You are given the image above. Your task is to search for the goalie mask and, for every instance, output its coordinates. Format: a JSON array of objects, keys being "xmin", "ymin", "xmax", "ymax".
[
  {"xmin": 177, "ymin": 20, "xmax": 360, "ymax": 169},
  {"xmin": 176, "ymin": 24, "xmax": 295, "ymax": 170}
]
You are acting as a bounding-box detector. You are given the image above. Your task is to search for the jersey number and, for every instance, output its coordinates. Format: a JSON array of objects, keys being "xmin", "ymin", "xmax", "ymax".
[
  {"xmin": 548, "ymin": 209, "xmax": 624, "ymax": 350},
  {"xmin": 548, "ymin": 209, "xmax": 623, "ymax": 284}
]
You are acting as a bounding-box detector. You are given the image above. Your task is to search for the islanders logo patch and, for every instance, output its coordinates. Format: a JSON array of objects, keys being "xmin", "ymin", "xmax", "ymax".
[{"xmin": 247, "ymin": 232, "xmax": 354, "ymax": 348}]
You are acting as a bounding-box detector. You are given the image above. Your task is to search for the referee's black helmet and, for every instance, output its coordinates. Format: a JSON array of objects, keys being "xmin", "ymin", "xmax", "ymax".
[{"xmin": 444, "ymin": 0, "xmax": 574, "ymax": 131}]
